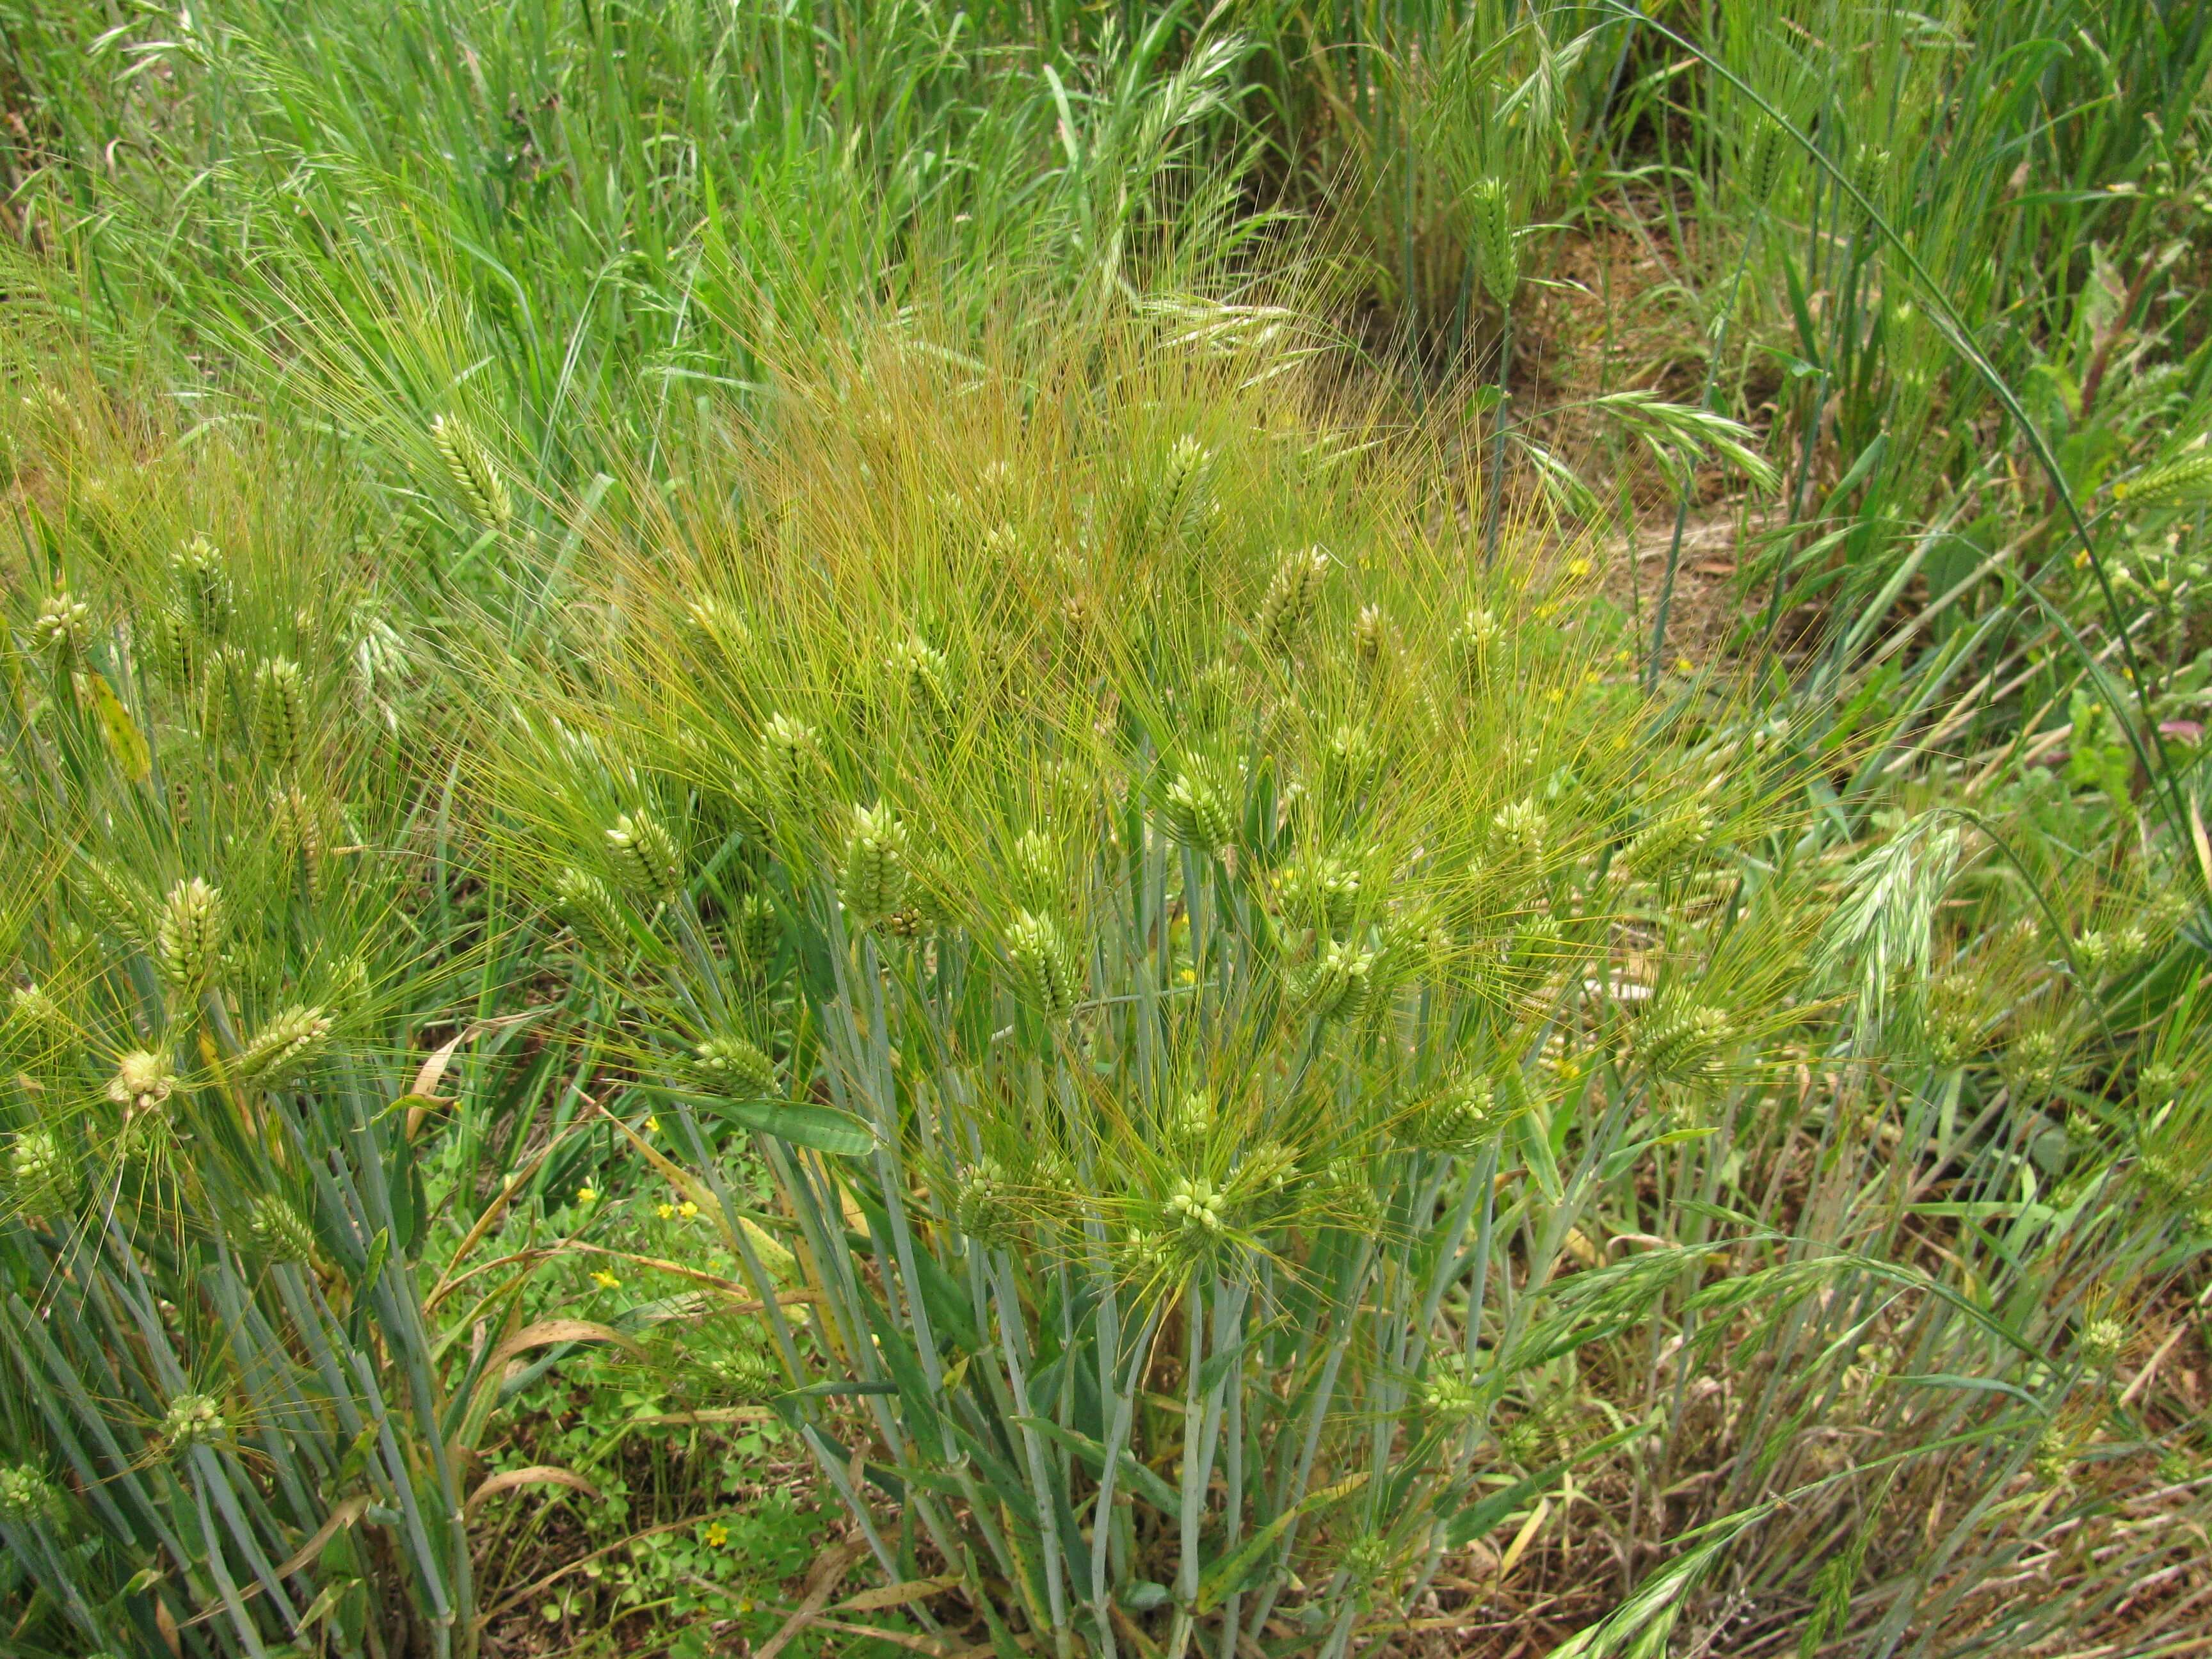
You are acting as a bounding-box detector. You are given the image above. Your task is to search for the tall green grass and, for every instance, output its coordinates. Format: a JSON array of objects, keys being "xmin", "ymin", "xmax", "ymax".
[{"xmin": 3, "ymin": 3, "xmax": 2211, "ymax": 1655}]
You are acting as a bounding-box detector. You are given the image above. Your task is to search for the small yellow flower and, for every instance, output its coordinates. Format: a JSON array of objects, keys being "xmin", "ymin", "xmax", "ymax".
[
  {"xmin": 1675, "ymin": 657, "xmax": 1694, "ymax": 674},
  {"xmin": 678, "ymin": 1201, "xmax": 700, "ymax": 1220},
  {"xmin": 701, "ymin": 1521, "xmax": 729, "ymax": 1548},
  {"xmin": 575, "ymin": 1185, "xmax": 598, "ymax": 1205},
  {"xmin": 1567, "ymin": 557, "xmax": 1591, "ymax": 579},
  {"xmin": 589, "ymin": 1269, "xmax": 621, "ymax": 1290},
  {"xmin": 1545, "ymin": 687, "xmax": 1565, "ymax": 703},
  {"xmin": 645, "ymin": 1114, "xmax": 661, "ymax": 1134},
  {"xmin": 656, "ymin": 1202, "xmax": 676, "ymax": 1221},
  {"xmin": 1583, "ymin": 669, "xmax": 1602, "ymax": 684}
]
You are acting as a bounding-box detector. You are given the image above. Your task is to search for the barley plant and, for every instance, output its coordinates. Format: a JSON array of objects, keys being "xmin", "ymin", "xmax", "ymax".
[{"xmin": 4, "ymin": 1, "xmax": 2212, "ymax": 1655}]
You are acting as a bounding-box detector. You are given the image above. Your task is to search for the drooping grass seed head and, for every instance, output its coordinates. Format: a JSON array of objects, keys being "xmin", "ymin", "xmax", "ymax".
[
  {"xmin": 694, "ymin": 1034, "xmax": 778, "ymax": 1097},
  {"xmin": 236, "ymin": 1005, "xmax": 333, "ymax": 1087},
  {"xmin": 1257, "ymin": 546, "xmax": 1330, "ymax": 661},
  {"xmin": 1353, "ymin": 603, "xmax": 1393, "ymax": 687},
  {"xmin": 606, "ymin": 811, "xmax": 683, "ymax": 905},
  {"xmin": 429, "ymin": 413, "xmax": 513, "ymax": 532},
  {"xmin": 839, "ymin": 801, "xmax": 911, "ymax": 927},
  {"xmin": 1007, "ymin": 909, "xmax": 1085, "ymax": 1022},
  {"xmin": 106, "ymin": 1050, "xmax": 177, "ymax": 1118},
  {"xmin": 31, "ymin": 591, "xmax": 91, "ymax": 662},
  {"xmin": 252, "ymin": 657, "xmax": 308, "ymax": 767},
  {"xmin": 155, "ymin": 878, "xmax": 225, "ymax": 995}
]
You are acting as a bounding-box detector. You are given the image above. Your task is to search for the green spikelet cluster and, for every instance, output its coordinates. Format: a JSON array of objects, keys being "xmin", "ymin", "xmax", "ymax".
[
  {"xmin": 840, "ymin": 801, "xmax": 911, "ymax": 926},
  {"xmin": 244, "ymin": 1194, "xmax": 319, "ymax": 1263},
  {"xmin": 1011, "ymin": 829, "xmax": 1061, "ymax": 908},
  {"xmin": 695, "ymin": 1034, "xmax": 778, "ymax": 1096},
  {"xmin": 430, "ymin": 413, "xmax": 514, "ymax": 531},
  {"xmin": 1633, "ymin": 998, "xmax": 1736, "ymax": 1091},
  {"xmin": 1490, "ymin": 797, "xmax": 1548, "ymax": 875},
  {"xmin": 954, "ymin": 1156, "xmax": 1025, "ymax": 1249},
  {"xmin": 0, "ymin": 1464, "xmax": 61, "ymax": 1525},
  {"xmin": 1743, "ymin": 113, "xmax": 1790, "ymax": 205},
  {"xmin": 1846, "ymin": 143, "xmax": 1890, "ymax": 224},
  {"xmin": 6, "ymin": 985, "xmax": 70, "ymax": 1055},
  {"xmin": 685, "ymin": 598, "xmax": 755, "ymax": 659},
  {"xmin": 155, "ymin": 878, "xmax": 225, "ymax": 993},
  {"xmin": 1405, "ymin": 1071, "xmax": 1521, "ymax": 1154},
  {"xmin": 1158, "ymin": 762, "xmax": 1235, "ymax": 856},
  {"xmin": 200, "ymin": 644, "xmax": 249, "ymax": 740},
  {"xmin": 1623, "ymin": 805, "xmax": 1711, "ymax": 880},
  {"xmin": 1420, "ymin": 1358, "xmax": 1480, "ymax": 1422},
  {"xmin": 760, "ymin": 713, "xmax": 824, "ymax": 808},
  {"xmin": 2113, "ymin": 450, "xmax": 2212, "ymax": 508},
  {"xmin": 1452, "ymin": 607, "xmax": 1500, "ymax": 689},
  {"xmin": 31, "ymin": 591, "xmax": 90, "ymax": 660},
  {"xmin": 552, "ymin": 867, "xmax": 627, "ymax": 946},
  {"xmin": 1469, "ymin": 177, "xmax": 1518, "ymax": 305},
  {"xmin": 273, "ymin": 784, "xmax": 328, "ymax": 897},
  {"xmin": 1322, "ymin": 722, "xmax": 1382, "ymax": 801},
  {"xmin": 1278, "ymin": 852, "xmax": 1361, "ymax": 933},
  {"xmin": 1007, "ymin": 909, "xmax": 1085, "ymax": 1020},
  {"xmin": 1256, "ymin": 546, "xmax": 1330, "ymax": 660},
  {"xmin": 106, "ymin": 1050, "xmax": 177, "ymax": 1116},
  {"xmin": 1353, "ymin": 604, "xmax": 1392, "ymax": 685},
  {"xmin": 8, "ymin": 1129, "xmax": 72, "ymax": 1217},
  {"xmin": 81, "ymin": 858, "xmax": 151, "ymax": 949},
  {"xmin": 1151, "ymin": 434, "xmax": 1214, "ymax": 547},
  {"xmin": 161, "ymin": 1392, "xmax": 227, "ymax": 1453},
  {"xmin": 701, "ymin": 1346, "xmax": 783, "ymax": 1402},
  {"xmin": 1295, "ymin": 938, "xmax": 1375, "ymax": 1023},
  {"xmin": 174, "ymin": 535, "xmax": 235, "ymax": 636},
  {"xmin": 253, "ymin": 657, "xmax": 308, "ymax": 766},
  {"xmin": 1161, "ymin": 1173, "xmax": 1231, "ymax": 1256},
  {"xmin": 149, "ymin": 607, "xmax": 198, "ymax": 689},
  {"xmin": 735, "ymin": 890, "xmax": 778, "ymax": 965},
  {"xmin": 236, "ymin": 1004, "xmax": 333, "ymax": 1086},
  {"xmin": 607, "ymin": 812, "xmax": 683, "ymax": 904}
]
